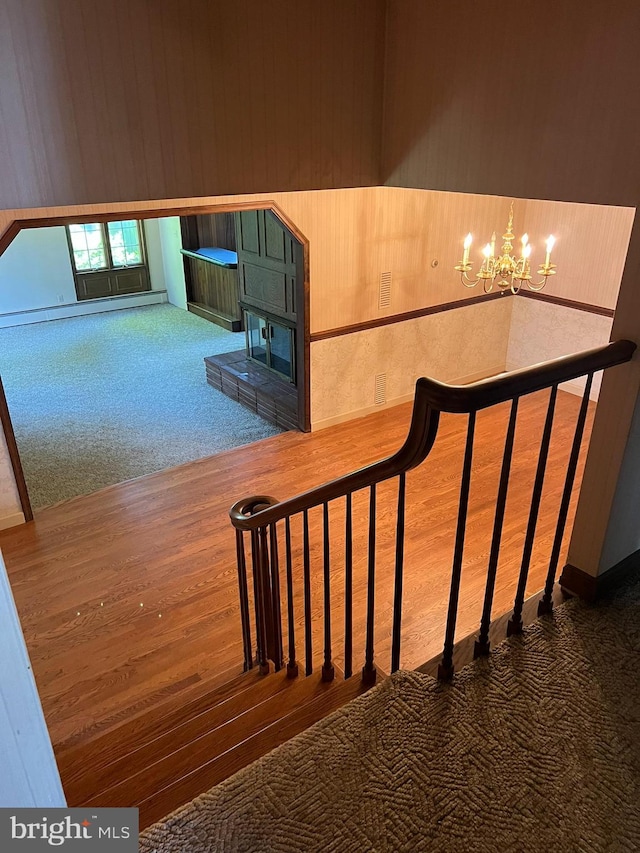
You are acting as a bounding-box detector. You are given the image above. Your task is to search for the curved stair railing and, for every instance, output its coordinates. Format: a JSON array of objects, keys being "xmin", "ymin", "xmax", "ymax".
[{"xmin": 230, "ymin": 340, "xmax": 636, "ymax": 683}]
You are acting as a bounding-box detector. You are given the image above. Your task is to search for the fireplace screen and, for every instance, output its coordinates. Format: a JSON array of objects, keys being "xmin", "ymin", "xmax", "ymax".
[{"xmin": 245, "ymin": 310, "xmax": 295, "ymax": 383}]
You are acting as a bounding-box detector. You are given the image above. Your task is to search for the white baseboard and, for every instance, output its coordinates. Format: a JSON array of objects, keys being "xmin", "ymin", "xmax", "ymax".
[
  {"xmin": 311, "ymin": 364, "xmax": 505, "ymax": 431},
  {"xmin": 0, "ymin": 291, "xmax": 168, "ymax": 328},
  {"xmin": 0, "ymin": 511, "xmax": 26, "ymax": 531},
  {"xmin": 312, "ymin": 392, "xmax": 416, "ymax": 431}
]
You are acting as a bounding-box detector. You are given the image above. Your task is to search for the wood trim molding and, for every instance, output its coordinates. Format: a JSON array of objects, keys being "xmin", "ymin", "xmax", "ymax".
[
  {"xmin": 559, "ymin": 548, "xmax": 640, "ymax": 602},
  {"xmin": 0, "ymin": 221, "xmax": 21, "ymax": 260},
  {"xmin": 0, "ymin": 201, "xmax": 309, "ymax": 259},
  {"xmin": 310, "ymin": 291, "xmax": 511, "ymax": 342},
  {"xmin": 0, "ymin": 202, "xmax": 271, "ymax": 255},
  {"xmin": 0, "ymin": 376, "xmax": 33, "ymax": 523},
  {"xmin": 516, "ymin": 289, "xmax": 615, "ymax": 317},
  {"xmin": 310, "ymin": 289, "xmax": 614, "ymax": 343}
]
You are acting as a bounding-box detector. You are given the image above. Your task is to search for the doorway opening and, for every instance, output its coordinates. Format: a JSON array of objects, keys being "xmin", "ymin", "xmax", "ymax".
[{"xmin": 0, "ymin": 202, "xmax": 309, "ymax": 518}]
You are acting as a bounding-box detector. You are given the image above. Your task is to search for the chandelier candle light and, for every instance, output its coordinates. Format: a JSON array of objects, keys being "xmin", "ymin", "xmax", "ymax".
[{"xmin": 455, "ymin": 202, "xmax": 557, "ymax": 294}]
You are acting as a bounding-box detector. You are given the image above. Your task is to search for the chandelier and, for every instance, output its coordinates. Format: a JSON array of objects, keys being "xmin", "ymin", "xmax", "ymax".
[{"xmin": 454, "ymin": 203, "xmax": 557, "ymax": 294}]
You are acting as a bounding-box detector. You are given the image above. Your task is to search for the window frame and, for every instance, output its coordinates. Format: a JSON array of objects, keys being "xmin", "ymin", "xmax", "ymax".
[{"xmin": 65, "ymin": 220, "xmax": 147, "ymax": 275}]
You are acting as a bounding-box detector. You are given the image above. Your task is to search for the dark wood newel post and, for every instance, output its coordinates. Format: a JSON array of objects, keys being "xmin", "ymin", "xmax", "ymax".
[{"xmin": 232, "ymin": 497, "xmax": 284, "ymax": 676}]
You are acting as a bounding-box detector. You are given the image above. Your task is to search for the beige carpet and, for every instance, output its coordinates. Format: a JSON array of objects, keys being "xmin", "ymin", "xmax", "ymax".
[
  {"xmin": 141, "ymin": 575, "xmax": 640, "ymax": 852},
  {"xmin": 0, "ymin": 305, "xmax": 281, "ymax": 508}
]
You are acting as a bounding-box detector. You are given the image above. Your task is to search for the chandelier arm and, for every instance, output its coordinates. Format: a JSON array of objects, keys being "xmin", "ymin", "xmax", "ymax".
[
  {"xmin": 483, "ymin": 278, "xmax": 494, "ymax": 294},
  {"xmin": 460, "ymin": 272, "xmax": 479, "ymax": 288},
  {"xmin": 527, "ymin": 278, "xmax": 548, "ymax": 291}
]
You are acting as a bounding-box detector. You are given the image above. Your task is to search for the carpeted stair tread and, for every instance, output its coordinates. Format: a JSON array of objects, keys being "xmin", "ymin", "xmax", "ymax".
[{"xmin": 139, "ymin": 575, "xmax": 640, "ymax": 852}]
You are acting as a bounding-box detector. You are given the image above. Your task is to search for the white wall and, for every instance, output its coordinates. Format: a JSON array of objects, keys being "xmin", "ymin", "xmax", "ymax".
[
  {"xmin": 0, "ymin": 227, "xmax": 76, "ymax": 313},
  {"xmin": 0, "ymin": 549, "xmax": 66, "ymax": 807},
  {"xmin": 0, "ymin": 222, "xmax": 168, "ymax": 328},
  {"xmin": 141, "ymin": 219, "xmax": 166, "ymax": 294},
  {"xmin": 506, "ymin": 298, "xmax": 614, "ymax": 401},
  {"xmin": 158, "ymin": 216, "xmax": 187, "ymax": 309}
]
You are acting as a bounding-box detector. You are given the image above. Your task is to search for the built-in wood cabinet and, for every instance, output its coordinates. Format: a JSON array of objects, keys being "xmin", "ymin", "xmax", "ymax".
[
  {"xmin": 186, "ymin": 208, "xmax": 307, "ymax": 431},
  {"xmin": 75, "ymin": 267, "xmax": 150, "ymax": 301},
  {"xmin": 235, "ymin": 209, "xmax": 299, "ymax": 324},
  {"xmin": 180, "ymin": 213, "xmax": 242, "ymax": 332}
]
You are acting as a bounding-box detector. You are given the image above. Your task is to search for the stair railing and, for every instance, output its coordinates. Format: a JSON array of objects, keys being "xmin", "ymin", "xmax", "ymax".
[{"xmin": 230, "ymin": 339, "xmax": 635, "ymax": 682}]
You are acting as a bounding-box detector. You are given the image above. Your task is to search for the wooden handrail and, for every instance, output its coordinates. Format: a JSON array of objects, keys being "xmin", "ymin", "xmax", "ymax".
[
  {"xmin": 230, "ymin": 340, "xmax": 635, "ymax": 531},
  {"xmin": 230, "ymin": 404, "xmax": 441, "ymax": 530},
  {"xmin": 416, "ymin": 339, "xmax": 635, "ymax": 414}
]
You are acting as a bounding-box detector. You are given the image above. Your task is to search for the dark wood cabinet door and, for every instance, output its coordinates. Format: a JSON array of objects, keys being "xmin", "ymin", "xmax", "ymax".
[
  {"xmin": 75, "ymin": 267, "xmax": 150, "ymax": 301},
  {"xmin": 235, "ymin": 210, "xmax": 299, "ymax": 322}
]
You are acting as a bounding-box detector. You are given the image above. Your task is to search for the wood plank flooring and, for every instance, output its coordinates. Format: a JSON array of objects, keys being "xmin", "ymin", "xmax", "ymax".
[
  {"xmin": 55, "ymin": 664, "xmax": 373, "ymax": 828},
  {"xmin": 0, "ymin": 389, "xmax": 593, "ymax": 753}
]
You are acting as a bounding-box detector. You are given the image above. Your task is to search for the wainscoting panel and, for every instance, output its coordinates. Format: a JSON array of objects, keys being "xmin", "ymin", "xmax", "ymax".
[
  {"xmin": 506, "ymin": 297, "xmax": 614, "ymax": 402},
  {"xmin": 310, "ymin": 296, "xmax": 513, "ymax": 428}
]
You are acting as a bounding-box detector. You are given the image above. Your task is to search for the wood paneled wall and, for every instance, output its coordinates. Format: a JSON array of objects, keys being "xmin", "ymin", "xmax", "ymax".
[
  {"xmin": 0, "ymin": 187, "xmax": 631, "ymax": 330},
  {"xmin": 262, "ymin": 188, "xmax": 630, "ymax": 329},
  {"xmin": 382, "ymin": 0, "xmax": 640, "ymax": 208},
  {"xmin": 518, "ymin": 199, "xmax": 633, "ymax": 310},
  {"xmin": 0, "ymin": 0, "xmax": 385, "ymax": 210},
  {"xmin": 194, "ymin": 215, "xmax": 237, "ymax": 253},
  {"xmin": 382, "ymin": 0, "xmax": 640, "ymax": 578}
]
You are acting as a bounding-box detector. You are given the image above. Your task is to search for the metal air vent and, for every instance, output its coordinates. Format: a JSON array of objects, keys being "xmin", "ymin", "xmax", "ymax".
[{"xmin": 379, "ymin": 271, "xmax": 392, "ymax": 309}]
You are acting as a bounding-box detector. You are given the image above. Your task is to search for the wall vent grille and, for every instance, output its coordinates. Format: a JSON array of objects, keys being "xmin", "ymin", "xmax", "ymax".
[
  {"xmin": 379, "ymin": 271, "xmax": 392, "ymax": 309},
  {"xmin": 374, "ymin": 373, "xmax": 387, "ymax": 405}
]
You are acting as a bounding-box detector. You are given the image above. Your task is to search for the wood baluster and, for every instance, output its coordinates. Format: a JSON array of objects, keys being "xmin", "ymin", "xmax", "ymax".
[
  {"xmin": 268, "ymin": 523, "xmax": 284, "ymax": 671},
  {"xmin": 250, "ymin": 528, "xmax": 269, "ymax": 675},
  {"xmin": 508, "ymin": 385, "xmax": 558, "ymax": 636},
  {"xmin": 303, "ymin": 509, "xmax": 313, "ymax": 676},
  {"xmin": 344, "ymin": 493, "xmax": 353, "ymax": 679},
  {"xmin": 474, "ymin": 399, "xmax": 519, "ymax": 658},
  {"xmin": 539, "ymin": 374, "xmax": 594, "ymax": 615},
  {"xmin": 391, "ymin": 472, "xmax": 406, "ymax": 673},
  {"xmin": 322, "ymin": 502, "xmax": 335, "ymax": 681},
  {"xmin": 235, "ymin": 529, "xmax": 253, "ymax": 671},
  {"xmin": 362, "ymin": 484, "xmax": 377, "ymax": 685},
  {"xmin": 284, "ymin": 517, "xmax": 298, "ymax": 677},
  {"xmin": 438, "ymin": 411, "xmax": 476, "ymax": 680}
]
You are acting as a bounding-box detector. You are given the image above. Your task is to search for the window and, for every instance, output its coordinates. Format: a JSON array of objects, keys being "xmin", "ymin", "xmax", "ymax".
[
  {"xmin": 66, "ymin": 220, "xmax": 151, "ymax": 301},
  {"xmin": 67, "ymin": 220, "xmax": 145, "ymax": 273}
]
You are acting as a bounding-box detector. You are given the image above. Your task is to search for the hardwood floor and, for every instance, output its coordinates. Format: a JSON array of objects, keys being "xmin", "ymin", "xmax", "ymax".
[
  {"xmin": 55, "ymin": 664, "xmax": 374, "ymax": 829},
  {"xmin": 0, "ymin": 389, "xmax": 593, "ymax": 755}
]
